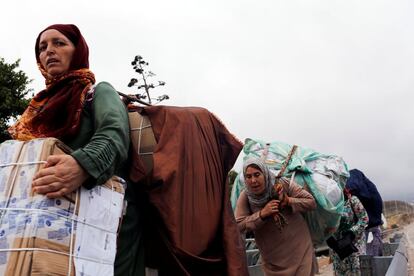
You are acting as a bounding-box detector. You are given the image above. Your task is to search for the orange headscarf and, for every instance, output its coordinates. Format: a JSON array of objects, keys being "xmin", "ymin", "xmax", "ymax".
[{"xmin": 8, "ymin": 24, "xmax": 95, "ymax": 141}]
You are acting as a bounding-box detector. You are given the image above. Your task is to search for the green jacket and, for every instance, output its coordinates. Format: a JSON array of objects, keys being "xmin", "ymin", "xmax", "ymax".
[
  {"xmin": 67, "ymin": 81, "xmax": 130, "ymax": 188},
  {"xmin": 65, "ymin": 81, "xmax": 144, "ymax": 276}
]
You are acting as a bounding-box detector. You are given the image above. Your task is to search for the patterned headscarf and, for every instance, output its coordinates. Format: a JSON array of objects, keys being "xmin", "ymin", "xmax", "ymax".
[
  {"xmin": 243, "ymin": 157, "xmax": 276, "ymax": 208},
  {"xmin": 8, "ymin": 24, "xmax": 95, "ymax": 141}
]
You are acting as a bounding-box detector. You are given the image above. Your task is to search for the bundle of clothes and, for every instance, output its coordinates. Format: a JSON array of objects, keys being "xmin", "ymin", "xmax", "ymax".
[{"xmin": 128, "ymin": 106, "xmax": 249, "ymax": 276}]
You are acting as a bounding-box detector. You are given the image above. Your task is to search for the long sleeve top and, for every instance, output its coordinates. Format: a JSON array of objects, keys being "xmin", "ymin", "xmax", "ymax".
[
  {"xmin": 235, "ymin": 178, "xmax": 316, "ymax": 276},
  {"xmin": 65, "ymin": 82, "xmax": 130, "ymax": 189},
  {"xmin": 334, "ymin": 195, "xmax": 368, "ymax": 242}
]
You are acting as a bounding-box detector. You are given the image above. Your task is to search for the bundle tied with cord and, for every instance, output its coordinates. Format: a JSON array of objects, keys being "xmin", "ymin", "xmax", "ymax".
[
  {"xmin": 231, "ymin": 138, "xmax": 348, "ymax": 244},
  {"xmin": 0, "ymin": 138, "xmax": 125, "ymax": 276},
  {"xmin": 127, "ymin": 105, "xmax": 156, "ymax": 183}
]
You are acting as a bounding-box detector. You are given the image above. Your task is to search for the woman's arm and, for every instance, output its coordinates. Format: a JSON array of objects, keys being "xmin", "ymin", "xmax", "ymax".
[
  {"xmin": 33, "ymin": 82, "xmax": 130, "ymax": 197},
  {"xmin": 284, "ymin": 179, "xmax": 316, "ymax": 213},
  {"xmin": 71, "ymin": 82, "xmax": 130, "ymax": 188},
  {"xmin": 235, "ymin": 191, "xmax": 266, "ymax": 233},
  {"xmin": 349, "ymin": 196, "xmax": 369, "ymax": 236}
]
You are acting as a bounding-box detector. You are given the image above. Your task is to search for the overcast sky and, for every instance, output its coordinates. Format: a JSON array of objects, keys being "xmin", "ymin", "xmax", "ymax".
[{"xmin": 2, "ymin": 0, "xmax": 413, "ymax": 201}]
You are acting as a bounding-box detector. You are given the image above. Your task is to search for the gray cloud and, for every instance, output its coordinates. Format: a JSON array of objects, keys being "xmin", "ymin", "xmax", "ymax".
[{"xmin": 1, "ymin": 0, "xmax": 413, "ymax": 201}]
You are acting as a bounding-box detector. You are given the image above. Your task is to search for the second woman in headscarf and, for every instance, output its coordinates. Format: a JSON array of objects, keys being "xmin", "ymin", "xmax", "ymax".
[{"xmin": 235, "ymin": 157, "xmax": 317, "ymax": 276}]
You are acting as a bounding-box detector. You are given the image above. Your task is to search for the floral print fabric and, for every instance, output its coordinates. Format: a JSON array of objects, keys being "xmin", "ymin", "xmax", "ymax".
[{"xmin": 331, "ymin": 196, "xmax": 368, "ymax": 276}]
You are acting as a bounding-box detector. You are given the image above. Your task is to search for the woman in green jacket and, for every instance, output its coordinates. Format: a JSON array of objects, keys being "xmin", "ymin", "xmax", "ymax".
[{"xmin": 9, "ymin": 24, "xmax": 143, "ymax": 276}]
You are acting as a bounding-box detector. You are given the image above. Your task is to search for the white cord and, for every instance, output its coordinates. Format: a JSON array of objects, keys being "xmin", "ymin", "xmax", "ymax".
[
  {"xmin": 131, "ymin": 115, "xmax": 154, "ymax": 155},
  {"xmin": 0, "ymin": 247, "xmax": 112, "ymax": 265},
  {"xmin": 137, "ymin": 114, "xmax": 144, "ymax": 155},
  {"xmin": 0, "ymin": 161, "xmax": 47, "ymax": 167},
  {"xmin": 130, "ymin": 125, "xmax": 152, "ymax": 131},
  {"xmin": 67, "ymin": 189, "xmax": 79, "ymax": 276},
  {"xmin": 0, "ymin": 160, "xmax": 47, "ymax": 227},
  {"xmin": 0, "ymin": 207, "xmax": 117, "ymax": 234}
]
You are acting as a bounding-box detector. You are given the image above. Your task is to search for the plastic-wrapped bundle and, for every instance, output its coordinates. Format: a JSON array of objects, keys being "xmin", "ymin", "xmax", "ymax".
[
  {"xmin": 231, "ymin": 138, "xmax": 349, "ymax": 244},
  {"xmin": 0, "ymin": 138, "xmax": 125, "ymax": 276}
]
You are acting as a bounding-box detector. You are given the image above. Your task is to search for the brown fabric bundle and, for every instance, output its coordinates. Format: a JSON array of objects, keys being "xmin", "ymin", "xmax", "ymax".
[{"xmin": 134, "ymin": 106, "xmax": 248, "ymax": 276}]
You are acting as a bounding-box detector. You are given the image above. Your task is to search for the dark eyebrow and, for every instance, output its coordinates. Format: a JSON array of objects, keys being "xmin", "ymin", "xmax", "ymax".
[
  {"xmin": 39, "ymin": 37, "xmax": 68, "ymax": 44},
  {"xmin": 52, "ymin": 37, "xmax": 68, "ymax": 43}
]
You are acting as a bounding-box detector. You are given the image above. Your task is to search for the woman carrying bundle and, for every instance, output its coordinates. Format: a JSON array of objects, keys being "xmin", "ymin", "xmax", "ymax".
[
  {"xmin": 235, "ymin": 157, "xmax": 316, "ymax": 276},
  {"xmin": 9, "ymin": 24, "xmax": 143, "ymax": 275}
]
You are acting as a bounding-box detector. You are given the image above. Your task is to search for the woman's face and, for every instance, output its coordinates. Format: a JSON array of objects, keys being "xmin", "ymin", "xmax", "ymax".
[
  {"xmin": 245, "ymin": 166, "xmax": 266, "ymax": 195},
  {"xmin": 38, "ymin": 29, "xmax": 75, "ymax": 77}
]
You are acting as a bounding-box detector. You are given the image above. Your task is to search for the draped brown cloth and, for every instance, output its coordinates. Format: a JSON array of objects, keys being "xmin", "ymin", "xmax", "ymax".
[{"xmin": 131, "ymin": 105, "xmax": 248, "ymax": 276}]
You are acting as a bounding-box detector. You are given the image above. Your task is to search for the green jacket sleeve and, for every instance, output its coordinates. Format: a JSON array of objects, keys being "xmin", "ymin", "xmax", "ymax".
[{"xmin": 71, "ymin": 82, "xmax": 130, "ymax": 188}]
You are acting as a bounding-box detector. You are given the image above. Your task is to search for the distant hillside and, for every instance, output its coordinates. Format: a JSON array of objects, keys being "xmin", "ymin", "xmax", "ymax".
[
  {"xmin": 384, "ymin": 200, "xmax": 414, "ymax": 217},
  {"xmin": 383, "ymin": 200, "xmax": 414, "ymax": 228}
]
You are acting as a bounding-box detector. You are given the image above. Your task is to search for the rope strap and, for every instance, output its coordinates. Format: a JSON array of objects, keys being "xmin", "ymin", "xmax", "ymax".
[{"xmin": 275, "ymin": 145, "xmax": 297, "ymax": 179}]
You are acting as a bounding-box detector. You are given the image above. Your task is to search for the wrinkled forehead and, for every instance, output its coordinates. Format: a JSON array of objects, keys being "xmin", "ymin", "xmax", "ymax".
[
  {"xmin": 38, "ymin": 29, "xmax": 71, "ymax": 45},
  {"xmin": 245, "ymin": 166, "xmax": 263, "ymax": 175},
  {"xmin": 243, "ymin": 160, "xmax": 264, "ymax": 175}
]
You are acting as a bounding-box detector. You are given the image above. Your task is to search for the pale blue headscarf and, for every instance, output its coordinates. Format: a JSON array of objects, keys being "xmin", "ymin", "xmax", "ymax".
[{"xmin": 243, "ymin": 157, "xmax": 275, "ymax": 208}]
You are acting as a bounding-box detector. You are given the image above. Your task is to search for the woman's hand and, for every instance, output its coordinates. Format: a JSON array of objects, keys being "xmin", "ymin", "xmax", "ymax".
[
  {"xmin": 260, "ymin": 199, "xmax": 280, "ymax": 219},
  {"xmin": 32, "ymin": 154, "xmax": 89, "ymax": 198},
  {"xmin": 280, "ymin": 194, "xmax": 290, "ymax": 208},
  {"xmin": 274, "ymin": 183, "xmax": 290, "ymax": 208}
]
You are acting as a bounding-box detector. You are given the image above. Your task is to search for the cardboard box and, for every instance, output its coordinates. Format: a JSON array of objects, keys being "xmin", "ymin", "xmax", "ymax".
[{"xmin": 0, "ymin": 138, "xmax": 125, "ymax": 276}]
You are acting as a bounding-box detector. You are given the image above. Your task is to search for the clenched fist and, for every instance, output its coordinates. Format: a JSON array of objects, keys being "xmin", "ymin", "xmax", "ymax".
[{"xmin": 260, "ymin": 199, "xmax": 281, "ymax": 219}]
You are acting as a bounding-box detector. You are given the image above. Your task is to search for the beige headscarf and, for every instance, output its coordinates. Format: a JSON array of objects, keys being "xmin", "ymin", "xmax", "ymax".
[{"xmin": 243, "ymin": 157, "xmax": 276, "ymax": 208}]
